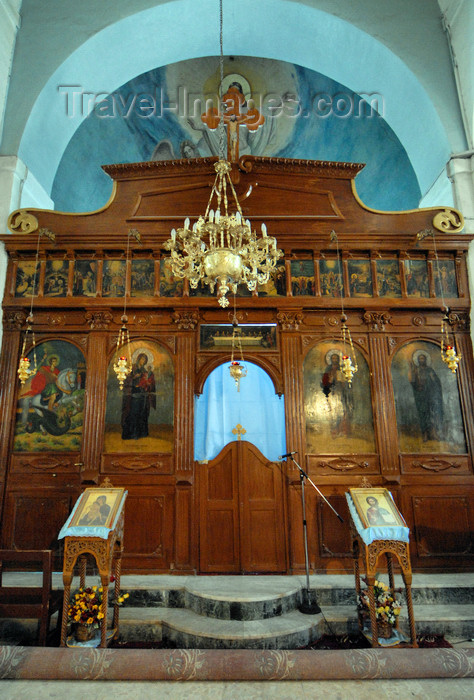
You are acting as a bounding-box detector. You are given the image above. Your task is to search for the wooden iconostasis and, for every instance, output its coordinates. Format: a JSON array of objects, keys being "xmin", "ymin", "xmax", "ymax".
[{"xmin": 0, "ymin": 156, "xmax": 473, "ymax": 574}]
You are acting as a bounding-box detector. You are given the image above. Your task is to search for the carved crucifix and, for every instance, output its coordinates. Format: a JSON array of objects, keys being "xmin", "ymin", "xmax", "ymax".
[{"xmin": 201, "ymin": 84, "xmax": 265, "ymax": 161}]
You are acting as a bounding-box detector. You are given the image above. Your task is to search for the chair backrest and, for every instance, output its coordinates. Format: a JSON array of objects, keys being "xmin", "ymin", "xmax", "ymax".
[{"xmin": 0, "ymin": 549, "xmax": 53, "ymax": 608}]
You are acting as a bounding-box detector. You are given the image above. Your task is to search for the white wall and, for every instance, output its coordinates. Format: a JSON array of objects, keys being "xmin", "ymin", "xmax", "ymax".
[{"xmin": 0, "ymin": 0, "xmax": 22, "ymax": 351}]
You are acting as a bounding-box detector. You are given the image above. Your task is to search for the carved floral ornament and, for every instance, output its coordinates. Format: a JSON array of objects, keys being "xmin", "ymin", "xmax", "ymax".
[
  {"xmin": 411, "ymin": 458, "xmax": 461, "ymax": 472},
  {"xmin": 4, "ymin": 310, "xmax": 29, "ymax": 329},
  {"xmin": 318, "ymin": 458, "xmax": 369, "ymax": 472},
  {"xmin": 276, "ymin": 311, "xmax": 303, "ymax": 331},
  {"xmin": 362, "ymin": 311, "xmax": 392, "ymax": 332},
  {"xmin": 446, "ymin": 311, "xmax": 470, "ymax": 331},
  {"xmin": 171, "ymin": 310, "xmax": 200, "ymax": 330},
  {"xmin": 85, "ymin": 311, "xmax": 114, "ymax": 329}
]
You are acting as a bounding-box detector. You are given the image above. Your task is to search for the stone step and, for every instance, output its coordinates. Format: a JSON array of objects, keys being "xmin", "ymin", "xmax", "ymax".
[
  {"xmin": 115, "ymin": 601, "xmax": 474, "ymax": 649},
  {"xmin": 116, "ymin": 573, "xmax": 474, "ymax": 620},
  {"xmin": 118, "ymin": 606, "xmax": 322, "ymax": 649},
  {"xmin": 2, "ymin": 573, "xmax": 473, "ymax": 648}
]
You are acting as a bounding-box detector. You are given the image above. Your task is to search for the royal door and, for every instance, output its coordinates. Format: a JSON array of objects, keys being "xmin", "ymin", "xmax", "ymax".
[{"xmin": 198, "ymin": 440, "xmax": 287, "ymax": 573}]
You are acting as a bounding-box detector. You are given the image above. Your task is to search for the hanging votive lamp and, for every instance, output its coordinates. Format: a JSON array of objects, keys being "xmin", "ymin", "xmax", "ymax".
[
  {"xmin": 113, "ymin": 316, "xmax": 133, "ymax": 390},
  {"xmin": 330, "ymin": 229, "xmax": 358, "ymax": 387},
  {"xmin": 229, "ymin": 316, "xmax": 247, "ymax": 391},
  {"xmin": 441, "ymin": 311, "xmax": 461, "ymax": 373},
  {"xmin": 18, "ymin": 315, "xmax": 38, "ymax": 385},
  {"xmin": 341, "ymin": 314, "xmax": 358, "ymax": 386}
]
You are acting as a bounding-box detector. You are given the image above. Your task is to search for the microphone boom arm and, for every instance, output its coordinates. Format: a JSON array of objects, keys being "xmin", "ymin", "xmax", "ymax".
[{"xmin": 286, "ymin": 454, "xmax": 344, "ymax": 523}]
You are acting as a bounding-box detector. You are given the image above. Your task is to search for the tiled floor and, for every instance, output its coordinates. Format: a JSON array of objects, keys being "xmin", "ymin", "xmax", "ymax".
[{"xmin": 1, "ymin": 679, "xmax": 474, "ymax": 699}]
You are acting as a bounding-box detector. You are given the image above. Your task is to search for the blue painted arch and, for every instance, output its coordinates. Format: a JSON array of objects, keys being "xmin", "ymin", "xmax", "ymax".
[{"xmin": 14, "ymin": 0, "xmax": 458, "ymax": 206}]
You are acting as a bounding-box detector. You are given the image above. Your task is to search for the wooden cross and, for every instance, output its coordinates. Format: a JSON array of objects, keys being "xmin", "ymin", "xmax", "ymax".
[
  {"xmin": 232, "ymin": 423, "xmax": 246, "ymax": 441},
  {"xmin": 201, "ymin": 84, "xmax": 265, "ymax": 162}
]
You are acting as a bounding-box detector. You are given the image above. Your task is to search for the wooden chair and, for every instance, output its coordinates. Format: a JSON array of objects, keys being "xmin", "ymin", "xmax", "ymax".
[{"xmin": 0, "ymin": 549, "xmax": 63, "ymax": 646}]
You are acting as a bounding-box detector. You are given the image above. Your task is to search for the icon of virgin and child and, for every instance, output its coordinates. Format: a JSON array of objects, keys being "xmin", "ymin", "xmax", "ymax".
[
  {"xmin": 121, "ymin": 351, "xmax": 157, "ymax": 440},
  {"xmin": 78, "ymin": 495, "xmax": 111, "ymax": 526}
]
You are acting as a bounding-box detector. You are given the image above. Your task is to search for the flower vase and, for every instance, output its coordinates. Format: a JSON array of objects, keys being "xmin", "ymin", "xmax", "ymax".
[
  {"xmin": 75, "ymin": 623, "xmax": 95, "ymax": 642},
  {"xmin": 377, "ymin": 621, "xmax": 394, "ymax": 640}
]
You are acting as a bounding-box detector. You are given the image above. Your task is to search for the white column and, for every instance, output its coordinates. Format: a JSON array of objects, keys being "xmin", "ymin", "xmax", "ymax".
[
  {"xmin": 0, "ymin": 155, "xmax": 27, "ymax": 231},
  {"xmin": 0, "ymin": 0, "xmax": 21, "ymax": 144},
  {"xmin": 0, "ymin": 0, "xmax": 22, "ymax": 352},
  {"xmin": 447, "ymin": 153, "xmax": 474, "ymax": 352}
]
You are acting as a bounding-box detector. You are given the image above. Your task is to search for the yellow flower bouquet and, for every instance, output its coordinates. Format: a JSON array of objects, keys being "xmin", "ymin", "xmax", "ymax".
[
  {"xmin": 358, "ymin": 579, "xmax": 402, "ymax": 627},
  {"xmin": 68, "ymin": 585, "xmax": 129, "ymax": 628}
]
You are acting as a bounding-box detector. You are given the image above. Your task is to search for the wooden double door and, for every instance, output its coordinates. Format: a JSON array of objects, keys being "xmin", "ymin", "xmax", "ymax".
[{"xmin": 198, "ymin": 441, "xmax": 287, "ymax": 573}]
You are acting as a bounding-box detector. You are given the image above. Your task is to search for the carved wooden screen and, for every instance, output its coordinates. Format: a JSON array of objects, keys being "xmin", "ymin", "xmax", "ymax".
[{"xmin": 0, "ymin": 155, "xmax": 473, "ymax": 573}]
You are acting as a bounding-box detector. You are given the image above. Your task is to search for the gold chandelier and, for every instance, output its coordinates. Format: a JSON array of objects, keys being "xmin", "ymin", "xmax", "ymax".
[{"xmin": 163, "ymin": 0, "xmax": 282, "ymax": 308}]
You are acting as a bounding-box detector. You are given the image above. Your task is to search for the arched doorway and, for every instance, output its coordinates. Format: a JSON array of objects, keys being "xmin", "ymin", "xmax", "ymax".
[{"xmin": 194, "ymin": 362, "xmax": 287, "ymax": 573}]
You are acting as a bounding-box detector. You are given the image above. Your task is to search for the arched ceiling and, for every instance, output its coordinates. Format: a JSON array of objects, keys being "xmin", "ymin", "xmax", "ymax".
[
  {"xmin": 51, "ymin": 57, "xmax": 421, "ymax": 212},
  {"xmin": 2, "ymin": 0, "xmax": 466, "ymax": 208}
]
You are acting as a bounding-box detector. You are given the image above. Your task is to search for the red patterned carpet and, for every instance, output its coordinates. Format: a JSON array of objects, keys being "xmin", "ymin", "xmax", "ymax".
[{"xmin": 1, "ymin": 645, "xmax": 473, "ymax": 681}]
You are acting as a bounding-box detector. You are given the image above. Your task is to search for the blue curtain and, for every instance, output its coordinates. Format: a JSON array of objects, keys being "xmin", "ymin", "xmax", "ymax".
[{"xmin": 194, "ymin": 361, "xmax": 286, "ymax": 462}]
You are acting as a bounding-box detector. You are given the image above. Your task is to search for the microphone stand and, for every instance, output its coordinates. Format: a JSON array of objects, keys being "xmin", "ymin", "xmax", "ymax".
[{"xmin": 285, "ymin": 453, "xmax": 344, "ymax": 615}]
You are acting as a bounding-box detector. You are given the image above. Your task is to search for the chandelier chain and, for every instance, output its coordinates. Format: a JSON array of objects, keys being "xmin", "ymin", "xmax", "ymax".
[
  {"xmin": 431, "ymin": 230, "xmax": 447, "ymax": 312},
  {"xmin": 163, "ymin": 0, "xmax": 282, "ymax": 308},
  {"xmin": 218, "ymin": 0, "xmax": 226, "ymax": 161},
  {"xmin": 123, "ymin": 230, "xmax": 132, "ymax": 320}
]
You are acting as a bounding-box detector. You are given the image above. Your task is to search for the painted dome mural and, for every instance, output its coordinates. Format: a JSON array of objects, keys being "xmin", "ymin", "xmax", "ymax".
[{"xmin": 52, "ymin": 56, "xmax": 420, "ymax": 213}]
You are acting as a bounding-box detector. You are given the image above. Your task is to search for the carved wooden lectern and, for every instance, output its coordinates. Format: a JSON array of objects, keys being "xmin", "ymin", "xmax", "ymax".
[
  {"xmin": 347, "ymin": 489, "xmax": 417, "ymax": 648},
  {"xmin": 58, "ymin": 487, "xmax": 126, "ymax": 648},
  {"xmin": 351, "ymin": 533, "xmax": 418, "ymax": 647}
]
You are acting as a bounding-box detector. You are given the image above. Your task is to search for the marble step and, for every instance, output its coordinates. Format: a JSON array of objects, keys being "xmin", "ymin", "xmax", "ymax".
[
  {"xmin": 118, "ymin": 606, "xmax": 322, "ymax": 649},
  {"xmin": 2, "ymin": 587, "xmax": 474, "ymax": 648},
  {"xmin": 2, "ymin": 600, "xmax": 473, "ymax": 649},
  {"xmin": 117, "ymin": 573, "xmax": 474, "ymax": 621},
  {"xmin": 115, "ymin": 601, "xmax": 474, "ymax": 648},
  {"xmin": 2, "ymin": 572, "xmax": 473, "ymax": 648}
]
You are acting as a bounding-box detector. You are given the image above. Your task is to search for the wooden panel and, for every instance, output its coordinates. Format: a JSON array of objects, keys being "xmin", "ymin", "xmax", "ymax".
[
  {"xmin": 199, "ymin": 444, "xmax": 240, "ymax": 572},
  {"xmin": 81, "ymin": 332, "xmax": 108, "ymax": 472},
  {"xmin": 288, "ymin": 480, "xmax": 305, "ymax": 572},
  {"xmin": 205, "ymin": 510, "xmax": 238, "ymax": 569},
  {"xmin": 309, "ymin": 454, "xmax": 379, "ymax": 477},
  {"xmin": 0, "ymin": 328, "xmax": 23, "ymax": 523},
  {"xmin": 404, "ymin": 491, "xmax": 474, "ymax": 567},
  {"xmin": 174, "ymin": 484, "xmax": 193, "ymax": 571},
  {"xmin": 102, "ymin": 453, "xmax": 173, "ymax": 475},
  {"xmin": 240, "ymin": 443, "xmax": 286, "ymax": 573},
  {"xmin": 175, "ymin": 333, "xmax": 195, "ymax": 475},
  {"xmin": 2, "ymin": 492, "xmax": 73, "ymax": 563},
  {"xmin": 317, "ymin": 493, "xmax": 352, "ymax": 565},
  {"xmin": 400, "ymin": 454, "xmax": 471, "ymax": 476},
  {"xmin": 122, "ymin": 488, "xmax": 175, "ymax": 572},
  {"xmin": 10, "ymin": 454, "xmax": 81, "ymax": 476},
  {"xmin": 369, "ymin": 334, "xmax": 400, "ymax": 476}
]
